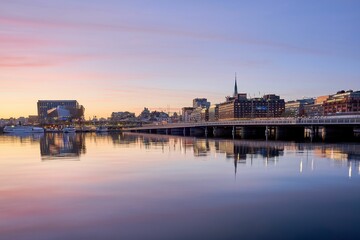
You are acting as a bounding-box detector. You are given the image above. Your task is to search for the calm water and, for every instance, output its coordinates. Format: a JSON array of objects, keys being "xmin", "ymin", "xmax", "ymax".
[{"xmin": 0, "ymin": 132, "xmax": 360, "ymax": 240}]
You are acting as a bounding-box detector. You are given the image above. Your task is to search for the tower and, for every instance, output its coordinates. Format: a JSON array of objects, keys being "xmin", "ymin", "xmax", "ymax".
[{"xmin": 233, "ymin": 72, "xmax": 238, "ymax": 97}]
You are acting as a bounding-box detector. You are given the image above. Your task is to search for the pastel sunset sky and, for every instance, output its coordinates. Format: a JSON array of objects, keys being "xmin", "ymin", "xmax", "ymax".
[{"xmin": 1, "ymin": 0, "xmax": 359, "ymax": 118}]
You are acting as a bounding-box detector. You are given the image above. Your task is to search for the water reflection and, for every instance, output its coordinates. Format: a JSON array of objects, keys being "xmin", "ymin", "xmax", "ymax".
[
  {"xmin": 113, "ymin": 133, "xmax": 359, "ymax": 159},
  {"xmin": 1, "ymin": 132, "xmax": 360, "ymax": 239},
  {"xmin": 112, "ymin": 133, "xmax": 360, "ymax": 177},
  {"xmin": 40, "ymin": 133, "xmax": 86, "ymax": 160},
  {"xmin": 2, "ymin": 132, "xmax": 360, "ymax": 174},
  {"xmin": 0, "ymin": 132, "xmax": 44, "ymax": 144}
]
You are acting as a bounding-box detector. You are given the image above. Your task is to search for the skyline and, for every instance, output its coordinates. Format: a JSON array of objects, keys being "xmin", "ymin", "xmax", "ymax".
[{"xmin": 1, "ymin": 0, "xmax": 360, "ymax": 118}]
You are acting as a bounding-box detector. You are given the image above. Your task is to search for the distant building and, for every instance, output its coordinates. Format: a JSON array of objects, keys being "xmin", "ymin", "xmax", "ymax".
[
  {"xmin": 138, "ymin": 107, "xmax": 151, "ymax": 121},
  {"xmin": 111, "ymin": 111, "xmax": 136, "ymax": 121},
  {"xmin": 190, "ymin": 107, "xmax": 205, "ymax": 122},
  {"xmin": 201, "ymin": 108, "xmax": 209, "ymax": 122},
  {"xmin": 218, "ymin": 79, "xmax": 285, "ymax": 120},
  {"xmin": 182, "ymin": 107, "xmax": 194, "ymax": 122},
  {"xmin": 37, "ymin": 100, "xmax": 84, "ymax": 122},
  {"xmin": 28, "ymin": 115, "xmax": 39, "ymax": 124},
  {"xmin": 169, "ymin": 112, "xmax": 181, "ymax": 123},
  {"xmin": 136, "ymin": 108, "xmax": 169, "ymax": 122},
  {"xmin": 193, "ymin": 98, "xmax": 210, "ymax": 109},
  {"xmin": 149, "ymin": 111, "xmax": 169, "ymax": 122},
  {"xmin": 323, "ymin": 90, "xmax": 360, "ymax": 115},
  {"xmin": 208, "ymin": 104, "xmax": 219, "ymax": 122}
]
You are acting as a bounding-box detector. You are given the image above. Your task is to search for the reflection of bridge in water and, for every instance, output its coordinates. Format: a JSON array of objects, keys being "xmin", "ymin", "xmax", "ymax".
[
  {"xmin": 8, "ymin": 131, "xmax": 355, "ymax": 177},
  {"xmin": 124, "ymin": 116, "xmax": 360, "ymax": 141},
  {"xmin": 118, "ymin": 132, "xmax": 360, "ymax": 177},
  {"xmin": 119, "ymin": 132, "xmax": 360, "ymax": 162}
]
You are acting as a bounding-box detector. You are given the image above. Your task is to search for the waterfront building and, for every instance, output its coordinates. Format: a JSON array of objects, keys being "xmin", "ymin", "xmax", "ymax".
[
  {"xmin": 285, "ymin": 98, "xmax": 315, "ymax": 117},
  {"xmin": 218, "ymin": 79, "xmax": 285, "ymax": 120},
  {"xmin": 47, "ymin": 106, "xmax": 72, "ymax": 121},
  {"xmin": 303, "ymin": 96, "xmax": 328, "ymax": 117},
  {"xmin": 37, "ymin": 100, "xmax": 84, "ymax": 122},
  {"xmin": 323, "ymin": 90, "xmax": 360, "ymax": 115}
]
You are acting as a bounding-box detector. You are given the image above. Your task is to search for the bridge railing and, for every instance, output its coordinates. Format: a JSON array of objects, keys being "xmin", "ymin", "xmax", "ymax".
[{"xmin": 126, "ymin": 115, "xmax": 360, "ymax": 130}]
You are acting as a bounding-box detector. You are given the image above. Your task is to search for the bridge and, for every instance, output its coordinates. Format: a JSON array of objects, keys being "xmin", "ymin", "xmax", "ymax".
[{"xmin": 123, "ymin": 115, "xmax": 360, "ymax": 141}]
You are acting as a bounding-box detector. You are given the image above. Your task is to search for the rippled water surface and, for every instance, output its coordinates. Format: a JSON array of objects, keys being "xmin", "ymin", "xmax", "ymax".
[{"xmin": 0, "ymin": 133, "xmax": 360, "ymax": 240}]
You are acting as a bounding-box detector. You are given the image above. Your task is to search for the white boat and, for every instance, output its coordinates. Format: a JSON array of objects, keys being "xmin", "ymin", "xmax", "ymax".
[
  {"xmin": 80, "ymin": 126, "xmax": 94, "ymax": 132},
  {"xmin": 45, "ymin": 128, "xmax": 61, "ymax": 133},
  {"xmin": 63, "ymin": 126, "xmax": 76, "ymax": 133},
  {"xmin": 96, "ymin": 126, "xmax": 108, "ymax": 132},
  {"xmin": 3, "ymin": 125, "xmax": 44, "ymax": 133}
]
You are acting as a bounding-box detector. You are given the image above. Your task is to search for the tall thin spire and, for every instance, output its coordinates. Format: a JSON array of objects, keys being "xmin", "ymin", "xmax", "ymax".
[{"xmin": 233, "ymin": 72, "xmax": 238, "ymax": 97}]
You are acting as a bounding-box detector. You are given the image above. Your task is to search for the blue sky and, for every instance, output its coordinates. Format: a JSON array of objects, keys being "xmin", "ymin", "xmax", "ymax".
[{"xmin": 0, "ymin": 0, "xmax": 359, "ymax": 118}]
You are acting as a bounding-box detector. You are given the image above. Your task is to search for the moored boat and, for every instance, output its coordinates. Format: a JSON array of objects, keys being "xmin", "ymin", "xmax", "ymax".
[
  {"xmin": 96, "ymin": 126, "xmax": 108, "ymax": 132},
  {"xmin": 62, "ymin": 126, "xmax": 76, "ymax": 133},
  {"xmin": 80, "ymin": 125, "xmax": 94, "ymax": 132},
  {"xmin": 3, "ymin": 125, "xmax": 44, "ymax": 133}
]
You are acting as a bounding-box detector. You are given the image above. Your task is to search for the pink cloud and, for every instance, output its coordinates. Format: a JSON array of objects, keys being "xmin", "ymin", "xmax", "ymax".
[
  {"xmin": 0, "ymin": 54, "xmax": 97, "ymax": 68},
  {"xmin": 0, "ymin": 14, "xmax": 328, "ymax": 56},
  {"xmin": 0, "ymin": 15, "xmax": 73, "ymax": 29},
  {"xmin": 0, "ymin": 35, "xmax": 55, "ymax": 48}
]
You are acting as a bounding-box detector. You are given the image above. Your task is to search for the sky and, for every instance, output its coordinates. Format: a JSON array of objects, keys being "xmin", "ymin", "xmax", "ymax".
[{"xmin": 0, "ymin": 0, "xmax": 359, "ymax": 118}]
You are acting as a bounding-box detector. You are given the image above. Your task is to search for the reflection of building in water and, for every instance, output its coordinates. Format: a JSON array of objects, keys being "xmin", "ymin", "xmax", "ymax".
[
  {"xmin": 312, "ymin": 145, "xmax": 360, "ymax": 162},
  {"xmin": 40, "ymin": 133, "xmax": 86, "ymax": 160},
  {"xmin": 217, "ymin": 141, "xmax": 284, "ymax": 175},
  {"xmin": 110, "ymin": 133, "xmax": 137, "ymax": 145},
  {"xmin": 193, "ymin": 139, "xmax": 210, "ymax": 157},
  {"xmin": 119, "ymin": 133, "xmax": 360, "ymax": 177},
  {"xmin": 218, "ymin": 140, "xmax": 284, "ymax": 162},
  {"xmin": 138, "ymin": 136, "xmax": 170, "ymax": 151}
]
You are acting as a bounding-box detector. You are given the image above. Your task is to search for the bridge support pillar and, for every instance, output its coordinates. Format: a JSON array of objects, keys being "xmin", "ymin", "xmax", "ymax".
[
  {"xmin": 320, "ymin": 126, "xmax": 354, "ymax": 141},
  {"xmin": 265, "ymin": 126, "xmax": 269, "ymax": 141},
  {"xmin": 238, "ymin": 127, "xmax": 264, "ymax": 139},
  {"xmin": 170, "ymin": 128, "xmax": 183, "ymax": 136},
  {"xmin": 190, "ymin": 127, "xmax": 205, "ymax": 137},
  {"xmin": 182, "ymin": 128, "xmax": 190, "ymax": 136},
  {"xmin": 156, "ymin": 129, "xmax": 167, "ymax": 135},
  {"xmin": 275, "ymin": 126, "xmax": 288, "ymax": 140},
  {"xmin": 276, "ymin": 126, "xmax": 304, "ymax": 140},
  {"xmin": 213, "ymin": 127, "xmax": 232, "ymax": 138}
]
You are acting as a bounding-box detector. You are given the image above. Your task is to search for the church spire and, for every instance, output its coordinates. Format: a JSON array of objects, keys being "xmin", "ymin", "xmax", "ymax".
[{"xmin": 233, "ymin": 72, "xmax": 238, "ymax": 97}]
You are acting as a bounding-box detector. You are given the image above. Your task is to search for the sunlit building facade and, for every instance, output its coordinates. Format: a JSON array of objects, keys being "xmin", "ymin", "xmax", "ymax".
[
  {"xmin": 37, "ymin": 100, "xmax": 85, "ymax": 122},
  {"xmin": 208, "ymin": 104, "xmax": 219, "ymax": 122},
  {"xmin": 323, "ymin": 90, "xmax": 360, "ymax": 115}
]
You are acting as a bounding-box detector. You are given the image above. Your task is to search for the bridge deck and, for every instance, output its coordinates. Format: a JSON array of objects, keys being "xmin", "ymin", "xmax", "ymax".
[{"xmin": 124, "ymin": 116, "xmax": 360, "ymax": 131}]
